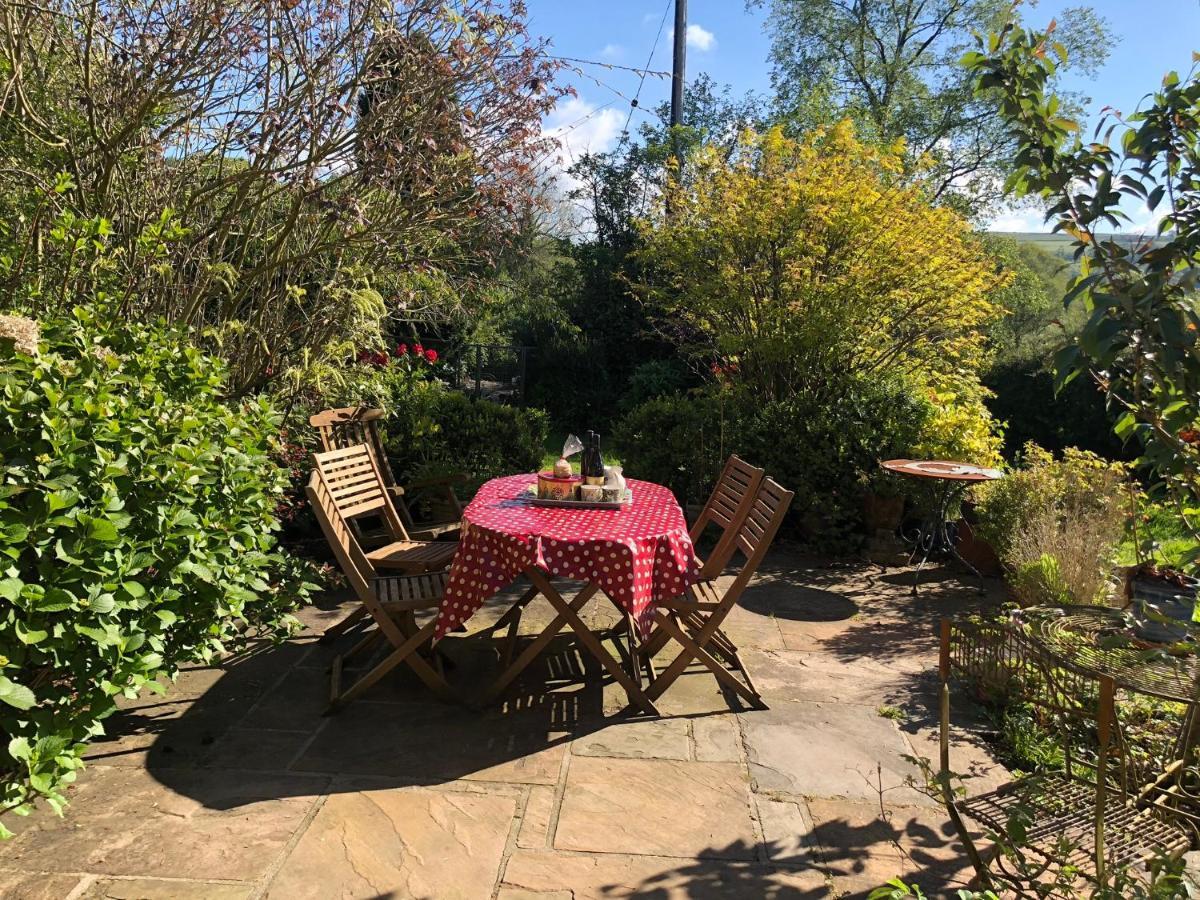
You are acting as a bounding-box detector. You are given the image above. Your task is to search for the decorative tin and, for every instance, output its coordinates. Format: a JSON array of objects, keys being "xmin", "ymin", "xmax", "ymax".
[{"xmin": 537, "ymin": 472, "xmax": 581, "ymax": 501}]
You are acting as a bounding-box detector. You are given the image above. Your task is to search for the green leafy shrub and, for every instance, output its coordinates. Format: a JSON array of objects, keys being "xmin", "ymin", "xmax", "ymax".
[
  {"xmin": 387, "ymin": 390, "xmax": 549, "ymax": 487},
  {"xmin": 984, "ymin": 359, "xmax": 1131, "ymax": 462},
  {"xmin": 740, "ymin": 379, "xmax": 932, "ymax": 539},
  {"xmin": 610, "ymin": 393, "xmax": 730, "ymax": 508},
  {"xmin": 0, "ymin": 308, "xmax": 314, "ymax": 834},
  {"xmin": 620, "ymin": 359, "xmax": 694, "ymax": 411},
  {"xmin": 613, "ymin": 376, "xmax": 934, "ymax": 546},
  {"xmin": 972, "ymin": 443, "xmax": 1129, "ymax": 558}
]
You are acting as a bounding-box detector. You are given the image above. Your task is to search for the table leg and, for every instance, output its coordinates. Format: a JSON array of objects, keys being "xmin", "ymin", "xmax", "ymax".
[
  {"xmin": 481, "ymin": 579, "xmax": 600, "ymax": 705},
  {"xmin": 525, "ymin": 569, "xmax": 660, "ymax": 717},
  {"xmin": 906, "ymin": 480, "xmax": 984, "ymax": 596}
]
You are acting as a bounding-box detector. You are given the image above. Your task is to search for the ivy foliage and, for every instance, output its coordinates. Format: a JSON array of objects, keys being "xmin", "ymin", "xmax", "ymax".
[{"xmin": 0, "ymin": 307, "xmax": 314, "ymax": 834}]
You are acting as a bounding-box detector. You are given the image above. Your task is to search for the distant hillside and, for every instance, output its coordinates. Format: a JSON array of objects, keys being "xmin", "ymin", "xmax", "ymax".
[{"xmin": 994, "ymin": 231, "xmax": 1168, "ymax": 265}]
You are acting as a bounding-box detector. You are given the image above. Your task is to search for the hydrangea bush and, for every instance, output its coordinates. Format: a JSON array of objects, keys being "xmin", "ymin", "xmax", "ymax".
[{"xmin": 0, "ymin": 307, "xmax": 314, "ymax": 834}]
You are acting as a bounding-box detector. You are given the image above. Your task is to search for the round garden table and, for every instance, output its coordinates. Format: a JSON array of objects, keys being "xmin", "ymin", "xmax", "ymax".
[
  {"xmin": 880, "ymin": 459, "xmax": 1002, "ymax": 595},
  {"xmin": 440, "ymin": 473, "xmax": 699, "ymax": 713}
]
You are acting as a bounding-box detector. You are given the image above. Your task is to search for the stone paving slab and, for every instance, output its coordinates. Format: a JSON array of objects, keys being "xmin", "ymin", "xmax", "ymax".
[
  {"xmin": 82, "ymin": 878, "xmax": 254, "ymax": 899},
  {"xmin": 571, "ymin": 718, "xmax": 691, "ymax": 760},
  {"xmin": 554, "ymin": 756, "xmax": 757, "ymax": 859},
  {"xmin": 264, "ymin": 785, "xmax": 517, "ymax": 899},
  {"xmin": 500, "ymin": 848, "xmax": 832, "ymax": 898},
  {"xmin": 0, "ymin": 870, "xmax": 86, "ymax": 900},
  {"xmin": 5, "ymin": 766, "xmax": 327, "ymax": 881},
  {"xmin": 741, "ymin": 702, "xmax": 936, "ymax": 808},
  {"xmin": 0, "ymin": 555, "xmax": 1004, "ymax": 899}
]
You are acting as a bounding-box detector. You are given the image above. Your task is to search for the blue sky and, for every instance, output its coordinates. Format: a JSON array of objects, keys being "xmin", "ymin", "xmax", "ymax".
[{"xmin": 526, "ymin": 0, "xmax": 1200, "ymax": 231}]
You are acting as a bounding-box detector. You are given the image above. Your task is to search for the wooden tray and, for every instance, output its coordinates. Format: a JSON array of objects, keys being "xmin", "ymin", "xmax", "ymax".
[{"xmin": 524, "ymin": 486, "xmax": 632, "ymax": 509}]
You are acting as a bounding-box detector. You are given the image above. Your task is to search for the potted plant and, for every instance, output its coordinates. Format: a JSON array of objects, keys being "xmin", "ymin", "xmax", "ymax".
[{"xmin": 1125, "ymin": 562, "xmax": 1199, "ymax": 644}]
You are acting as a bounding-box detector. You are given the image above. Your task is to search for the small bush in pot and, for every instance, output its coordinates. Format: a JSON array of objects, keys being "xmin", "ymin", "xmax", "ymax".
[{"xmin": 973, "ymin": 443, "xmax": 1130, "ymax": 606}]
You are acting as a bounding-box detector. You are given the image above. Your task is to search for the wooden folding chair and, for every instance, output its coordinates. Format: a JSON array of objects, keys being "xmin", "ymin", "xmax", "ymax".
[
  {"xmin": 691, "ymin": 455, "xmax": 765, "ymax": 580},
  {"xmin": 312, "ymin": 444, "xmax": 458, "ymax": 644},
  {"xmin": 307, "ymin": 468, "xmax": 456, "ymax": 711},
  {"xmin": 310, "ymin": 406, "xmax": 464, "ymax": 541},
  {"xmin": 644, "ymin": 477, "xmax": 794, "ymax": 709}
]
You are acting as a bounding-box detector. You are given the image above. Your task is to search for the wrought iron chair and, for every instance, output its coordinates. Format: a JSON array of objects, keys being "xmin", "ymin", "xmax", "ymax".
[
  {"xmin": 309, "ymin": 406, "xmax": 463, "ymax": 542},
  {"xmin": 937, "ymin": 617, "xmax": 1200, "ymax": 887}
]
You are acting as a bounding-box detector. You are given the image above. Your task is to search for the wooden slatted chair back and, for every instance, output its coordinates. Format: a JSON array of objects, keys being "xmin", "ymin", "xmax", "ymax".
[
  {"xmin": 309, "ymin": 407, "xmax": 399, "ymax": 490},
  {"xmin": 306, "ymin": 468, "xmax": 374, "ymax": 601},
  {"xmin": 691, "ymin": 455, "xmax": 764, "ymax": 579},
  {"xmin": 311, "ymin": 444, "xmax": 412, "ymax": 541},
  {"xmin": 727, "ymin": 477, "xmax": 795, "ymax": 594}
]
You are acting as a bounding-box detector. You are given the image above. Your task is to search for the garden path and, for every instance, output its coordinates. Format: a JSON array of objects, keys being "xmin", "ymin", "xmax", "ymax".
[{"xmin": 0, "ymin": 548, "xmax": 1007, "ymax": 899}]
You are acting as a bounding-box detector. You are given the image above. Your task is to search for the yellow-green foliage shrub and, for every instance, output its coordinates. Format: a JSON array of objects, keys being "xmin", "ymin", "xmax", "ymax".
[{"xmin": 973, "ymin": 443, "xmax": 1130, "ymax": 605}]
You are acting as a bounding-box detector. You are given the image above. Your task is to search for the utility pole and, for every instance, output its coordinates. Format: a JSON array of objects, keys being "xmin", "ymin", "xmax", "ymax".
[
  {"xmin": 670, "ymin": 0, "xmax": 686, "ymax": 132},
  {"xmin": 668, "ymin": 0, "xmax": 687, "ymax": 216}
]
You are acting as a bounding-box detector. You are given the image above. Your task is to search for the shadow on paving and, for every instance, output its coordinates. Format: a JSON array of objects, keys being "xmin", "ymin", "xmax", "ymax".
[
  {"xmin": 79, "ymin": 572, "xmax": 770, "ymax": 817},
  {"xmin": 92, "ymin": 593, "xmax": 641, "ymax": 810},
  {"xmin": 603, "ymin": 827, "xmax": 976, "ymax": 899}
]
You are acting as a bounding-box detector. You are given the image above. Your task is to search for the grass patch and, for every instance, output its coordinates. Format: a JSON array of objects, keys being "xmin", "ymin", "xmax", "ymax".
[
  {"xmin": 877, "ymin": 705, "xmax": 907, "ymax": 722},
  {"xmin": 1116, "ymin": 503, "xmax": 1199, "ymax": 570},
  {"xmin": 541, "ymin": 431, "xmax": 622, "ymax": 472}
]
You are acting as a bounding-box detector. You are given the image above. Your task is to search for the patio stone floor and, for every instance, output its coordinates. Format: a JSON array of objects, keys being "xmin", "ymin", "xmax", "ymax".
[{"xmin": 1, "ymin": 548, "xmax": 1009, "ymax": 899}]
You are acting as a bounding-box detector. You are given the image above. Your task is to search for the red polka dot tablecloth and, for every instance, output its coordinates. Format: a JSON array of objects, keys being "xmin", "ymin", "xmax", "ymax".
[{"xmin": 436, "ymin": 474, "xmax": 698, "ymax": 641}]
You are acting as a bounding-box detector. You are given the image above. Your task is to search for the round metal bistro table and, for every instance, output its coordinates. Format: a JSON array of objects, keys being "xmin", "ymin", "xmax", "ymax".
[{"xmin": 880, "ymin": 458, "xmax": 1003, "ymax": 595}]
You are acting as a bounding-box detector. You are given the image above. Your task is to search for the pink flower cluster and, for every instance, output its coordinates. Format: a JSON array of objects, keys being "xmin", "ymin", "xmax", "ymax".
[{"xmin": 357, "ymin": 343, "xmax": 439, "ymax": 369}]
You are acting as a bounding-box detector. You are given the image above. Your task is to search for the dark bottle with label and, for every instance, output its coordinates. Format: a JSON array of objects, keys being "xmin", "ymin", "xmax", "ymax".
[{"xmin": 583, "ymin": 432, "xmax": 605, "ymax": 486}]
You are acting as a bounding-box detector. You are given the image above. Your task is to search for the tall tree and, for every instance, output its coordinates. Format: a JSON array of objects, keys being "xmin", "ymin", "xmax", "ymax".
[
  {"xmin": 0, "ymin": 0, "xmax": 564, "ymax": 393},
  {"xmin": 750, "ymin": 0, "xmax": 1112, "ymax": 216}
]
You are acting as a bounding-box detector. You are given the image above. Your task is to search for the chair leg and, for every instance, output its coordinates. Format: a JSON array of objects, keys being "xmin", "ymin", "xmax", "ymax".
[
  {"xmin": 326, "ymin": 619, "xmax": 455, "ymax": 713},
  {"xmin": 338, "ymin": 629, "xmax": 384, "ymax": 667},
  {"xmin": 638, "ymin": 624, "xmax": 672, "ymax": 659},
  {"xmin": 646, "ymin": 610, "xmax": 766, "ymax": 709}
]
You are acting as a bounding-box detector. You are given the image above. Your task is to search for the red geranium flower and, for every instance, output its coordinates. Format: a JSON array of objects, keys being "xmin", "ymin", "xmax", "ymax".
[
  {"xmin": 424, "ymin": 348, "xmax": 439, "ymax": 363},
  {"xmin": 396, "ymin": 343, "xmax": 407, "ymax": 357},
  {"xmin": 413, "ymin": 343, "xmax": 424, "ymax": 356}
]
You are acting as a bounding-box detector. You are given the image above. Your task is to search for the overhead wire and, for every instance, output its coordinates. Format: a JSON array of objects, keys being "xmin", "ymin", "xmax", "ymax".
[{"xmin": 620, "ymin": 0, "xmax": 674, "ymax": 145}]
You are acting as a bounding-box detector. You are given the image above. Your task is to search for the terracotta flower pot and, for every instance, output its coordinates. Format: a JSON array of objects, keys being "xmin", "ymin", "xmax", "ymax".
[
  {"xmin": 863, "ymin": 491, "xmax": 904, "ymax": 533},
  {"xmin": 956, "ymin": 520, "xmax": 1002, "ymax": 577}
]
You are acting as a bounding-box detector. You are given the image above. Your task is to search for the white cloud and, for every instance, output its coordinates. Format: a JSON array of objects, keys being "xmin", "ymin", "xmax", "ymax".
[
  {"xmin": 986, "ymin": 209, "xmax": 1053, "ymax": 233},
  {"xmin": 542, "ymin": 96, "xmax": 624, "ymax": 161},
  {"xmin": 687, "ymin": 24, "xmax": 716, "ymax": 51},
  {"xmin": 539, "ymin": 95, "xmax": 628, "ymax": 236},
  {"xmin": 600, "ymin": 43, "xmax": 623, "ymax": 60},
  {"xmin": 539, "ymin": 96, "xmax": 624, "ymax": 189}
]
